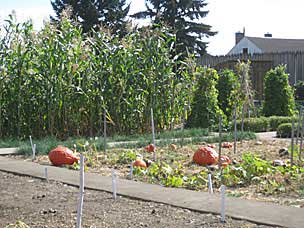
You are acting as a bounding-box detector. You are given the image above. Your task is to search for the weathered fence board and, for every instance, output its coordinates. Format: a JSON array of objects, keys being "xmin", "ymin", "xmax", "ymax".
[{"xmin": 199, "ymin": 51, "xmax": 304, "ymax": 99}]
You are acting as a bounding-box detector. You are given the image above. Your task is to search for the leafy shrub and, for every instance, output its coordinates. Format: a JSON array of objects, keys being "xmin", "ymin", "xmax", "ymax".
[
  {"xmin": 277, "ymin": 123, "xmax": 299, "ymax": 138},
  {"xmin": 269, "ymin": 116, "xmax": 298, "ymax": 131},
  {"xmin": 117, "ymin": 151, "xmax": 137, "ymax": 164},
  {"xmin": 263, "ymin": 65, "xmax": 296, "ymax": 116},
  {"xmin": 217, "ymin": 69, "xmax": 240, "ymax": 120},
  {"xmin": 294, "ymin": 81, "xmax": 304, "ymax": 100},
  {"xmin": 235, "ymin": 117, "xmax": 268, "ymax": 132},
  {"xmin": 186, "ymin": 67, "xmax": 223, "ymax": 128}
]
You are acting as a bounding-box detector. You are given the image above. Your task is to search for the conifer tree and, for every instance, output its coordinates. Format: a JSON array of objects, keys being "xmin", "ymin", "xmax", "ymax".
[
  {"xmin": 132, "ymin": 0, "xmax": 216, "ymax": 57},
  {"xmin": 51, "ymin": 0, "xmax": 130, "ymax": 36}
]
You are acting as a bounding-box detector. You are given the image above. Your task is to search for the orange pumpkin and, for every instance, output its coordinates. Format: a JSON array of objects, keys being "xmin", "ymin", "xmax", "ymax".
[
  {"xmin": 133, "ymin": 159, "xmax": 147, "ymax": 168},
  {"xmin": 144, "ymin": 144, "xmax": 155, "ymax": 152},
  {"xmin": 193, "ymin": 146, "xmax": 218, "ymax": 166},
  {"xmin": 219, "ymin": 155, "xmax": 231, "ymax": 167},
  {"xmin": 222, "ymin": 142, "xmax": 233, "ymax": 149},
  {"xmin": 48, "ymin": 146, "xmax": 79, "ymax": 166}
]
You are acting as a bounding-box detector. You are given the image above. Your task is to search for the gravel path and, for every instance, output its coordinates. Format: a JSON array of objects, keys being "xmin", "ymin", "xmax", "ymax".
[{"xmin": 0, "ymin": 171, "xmax": 277, "ymax": 228}]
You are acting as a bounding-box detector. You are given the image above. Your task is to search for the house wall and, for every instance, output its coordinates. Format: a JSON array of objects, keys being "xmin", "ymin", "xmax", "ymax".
[{"xmin": 227, "ymin": 37, "xmax": 263, "ymax": 55}]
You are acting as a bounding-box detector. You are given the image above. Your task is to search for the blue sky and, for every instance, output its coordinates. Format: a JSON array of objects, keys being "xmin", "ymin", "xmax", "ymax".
[{"xmin": 0, "ymin": 0, "xmax": 303, "ymax": 56}]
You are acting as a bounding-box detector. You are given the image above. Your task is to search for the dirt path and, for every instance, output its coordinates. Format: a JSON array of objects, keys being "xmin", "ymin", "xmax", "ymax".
[{"xmin": 0, "ymin": 171, "xmax": 276, "ymax": 228}]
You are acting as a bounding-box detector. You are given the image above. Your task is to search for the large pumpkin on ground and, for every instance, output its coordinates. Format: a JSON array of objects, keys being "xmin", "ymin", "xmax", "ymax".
[
  {"xmin": 193, "ymin": 146, "xmax": 218, "ymax": 166},
  {"xmin": 48, "ymin": 146, "xmax": 79, "ymax": 166}
]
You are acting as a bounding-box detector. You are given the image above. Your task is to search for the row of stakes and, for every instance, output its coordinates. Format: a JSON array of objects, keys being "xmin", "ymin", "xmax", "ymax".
[
  {"xmin": 28, "ymin": 107, "xmax": 227, "ymax": 228},
  {"xmin": 35, "ymin": 157, "xmax": 226, "ymax": 228}
]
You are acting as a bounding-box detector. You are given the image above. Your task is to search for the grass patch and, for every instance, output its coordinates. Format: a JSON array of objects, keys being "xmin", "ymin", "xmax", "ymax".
[
  {"xmin": 109, "ymin": 127, "xmax": 209, "ymax": 142},
  {"xmin": 2, "ymin": 130, "xmax": 255, "ymax": 155}
]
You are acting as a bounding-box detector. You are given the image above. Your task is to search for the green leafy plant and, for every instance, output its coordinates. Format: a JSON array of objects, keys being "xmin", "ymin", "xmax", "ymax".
[
  {"xmin": 117, "ymin": 151, "xmax": 138, "ymax": 164},
  {"xmin": 217, "ymin": 69, "xmax": 241, "ymax": 120},
  {"xmin": 186, "ymin": 67, "xmax": 223, "ymax": 128},
  {"xmin": 277, "ymin": 123, "xmax": 298, "ymax": 138},
  {"xmin": 263, "ymin": 65, "xmax": 296, "ymax": 116}
]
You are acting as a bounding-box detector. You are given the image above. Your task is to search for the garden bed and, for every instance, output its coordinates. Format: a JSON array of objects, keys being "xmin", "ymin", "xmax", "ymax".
[
  {"xmin": 0, "ymin": 171, "xmax": 275, "ymax": 228},
  {"xmin": 8, "ymin": 137, "xmax": 304, "ymax": 208}
]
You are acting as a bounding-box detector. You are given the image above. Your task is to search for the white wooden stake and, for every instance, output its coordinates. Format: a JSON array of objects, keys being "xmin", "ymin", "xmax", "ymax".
[
  {"xmin": 29, "ymin": 135, "xmax": 33, "ymax": 151},
  {"xmin": 44, "ymin": 167, "xmax": 48, "ymax": 182},
  {"xmin": 151, "ymin": 108, "xmax": 156, "ymax": 161},
  {"xmin": 220, "ymin": 185, "xmax": 226, "ymax": 223},
  {"xmin": 32, "ymin": 144, "xmax": 36, "ymax": 160},
  {"xmin": 111, "ymin": 169, "xmax": 117, "ymax": 200},
  {"xmin": 29, "ymin": 136, "xmax": 36, "ymax": 160},
  {"xmin": 130, "ymin": 162, "xmax": 133, "ymax": 180},
  {"xmin": 76, "ymin": 155, "xmax": 85, "ymax": 228},
  {"xmin": 207, "ymin": 173, "xmax": 213, "ymax": 194}
]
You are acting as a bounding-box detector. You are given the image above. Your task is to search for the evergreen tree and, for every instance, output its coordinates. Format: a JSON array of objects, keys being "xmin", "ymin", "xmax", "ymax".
[
  {"xmin": 51, "ymin": 0, "xmax": 130, "ymax": 36},
  {"xmin": 132, "ymin": 0, "xmax": 216, "ymax": 57}
]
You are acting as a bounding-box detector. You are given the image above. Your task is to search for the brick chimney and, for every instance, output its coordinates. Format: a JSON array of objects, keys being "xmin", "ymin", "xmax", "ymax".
[
  {"xmin": 264, "ymin": 33, "xmax": 272, "ymax": 38},
  {"xmin": 235, "ymin": 27, "xmax": 245, "ymax": 45}
]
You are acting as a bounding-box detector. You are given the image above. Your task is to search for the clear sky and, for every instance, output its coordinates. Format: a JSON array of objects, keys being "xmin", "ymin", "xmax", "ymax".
[{"xmin": 0, "ymin": 0, "xmax": 303, "ymax": 56}]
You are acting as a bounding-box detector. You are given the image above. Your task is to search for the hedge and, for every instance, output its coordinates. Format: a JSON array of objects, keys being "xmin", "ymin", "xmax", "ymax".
[
  {"xmin": 234, "ymin": 116, "xmax": 298, "ymax": 133},
  {"xmin": 277, "ymin": 123, "xmax": 300, "ymax": 138}
]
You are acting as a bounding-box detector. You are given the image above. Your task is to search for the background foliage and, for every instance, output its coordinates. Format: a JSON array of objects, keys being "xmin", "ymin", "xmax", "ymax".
[
  {"xmin": 0, "ymin": 15, "xmax": 194, "ymax": 138},
  {"xmin": 263, "ymin": 65, "xmax": 296, "ymax": 116},
  {"xmin": 186, "ymin": 67, "xmax": 223, "ymax": 128}
]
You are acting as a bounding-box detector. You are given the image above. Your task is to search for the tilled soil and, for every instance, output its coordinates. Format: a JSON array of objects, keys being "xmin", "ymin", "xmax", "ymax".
[{"xmin": 0, "ymin": 171, "xmax": 275, "ymax": 228}]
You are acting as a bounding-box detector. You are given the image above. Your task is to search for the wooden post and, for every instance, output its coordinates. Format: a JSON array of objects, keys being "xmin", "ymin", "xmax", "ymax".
[
  {"xmin": 296, "ymin": 106, "xmax": 302, "ymax": 144},
  {"xmin": 103, "ymin": 110, "xmax": 107, "ymax": 152},
  {"xmin": 233, "ymin": 105, "xmax": 237, "ymax": 154},
  {"xmin": 181, "ymin": 104, "xmax": 186, "ymax": 148},
  {"xmin": 220, "ymin": 185, "xmax": 226, "ymax": 223},
  {"xmin": 300, "ymin": 111, "xmax": 304, "ymax": 162},
  {"xmin": 76, "ymin": 155, "xmax": 84, "ymax": 228},
  {"xmin": 241, "ymin": 104, "xmax": 245, "ymax": 135},
  {"xmin": 151, "ymin": 108, "xmax": 156, "ymax": 161},
  {"xmin": 218, "ymin": 115, "xmax": 223, "ymax": 183},
  {"xmin": 130, "ymin": 162, "xmax": 133, "ymax": 180},
  {"xmin": 291, "ymin": 119, "xmax": 295, "ymax": 166}
]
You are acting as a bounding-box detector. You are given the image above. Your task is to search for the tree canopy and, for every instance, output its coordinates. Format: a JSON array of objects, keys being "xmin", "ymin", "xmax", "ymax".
[
  {"xmin": 51, "ymin": 0, "xmax": 130, "ymax": 36},
  {"xmin": 132, "ymin": 0, "xmax": 216, "ymax": 57}
]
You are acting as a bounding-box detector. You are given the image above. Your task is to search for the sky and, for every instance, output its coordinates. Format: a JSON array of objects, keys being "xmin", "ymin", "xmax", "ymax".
[{"xmin": 0, "ymin": 0, "xmax": 303, "ymax": 56}]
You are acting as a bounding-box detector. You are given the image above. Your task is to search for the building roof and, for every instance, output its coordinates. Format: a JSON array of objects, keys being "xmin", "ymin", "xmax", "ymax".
[{"xmin": 246, "ymin": 37, "xmax": 304, "ymax": 53}]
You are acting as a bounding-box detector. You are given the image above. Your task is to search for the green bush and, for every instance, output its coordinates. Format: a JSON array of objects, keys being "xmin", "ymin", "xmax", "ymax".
[
  {"xmin": 235, "ymin": 117, "xmax": 268, "ymax": 132},
  {"xmin": 269, "ymin": 116, "xmax": 298, "ymax": 131},
  {"xmin": 186, "ymin": 67, "xmax": 223, "ymax": 128},
  {"xmin": 277, "ymin": 122, "xmax": 301, "ymax": 138},
  {"xmin": 217, "ymin": 69, "xmax": 240, "ymax": 120},
  {"xmin": 263, "ymin": 65, "xmax": 296, "ymax": 116},
  {"xmin": 294, "ymin": 81, "xmax": 304, "ymax": 100}
]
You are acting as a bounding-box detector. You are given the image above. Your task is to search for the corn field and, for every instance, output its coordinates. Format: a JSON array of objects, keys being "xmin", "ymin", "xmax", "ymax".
[{"xmin": 0, "ymin": 15, "xmax": 195, "ymax": 138}]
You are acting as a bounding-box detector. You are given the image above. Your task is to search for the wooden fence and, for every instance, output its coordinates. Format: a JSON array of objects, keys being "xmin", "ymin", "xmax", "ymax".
[{"xmin": 198, "ymin": 52, "xmax": 304, "ymax": 99}]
